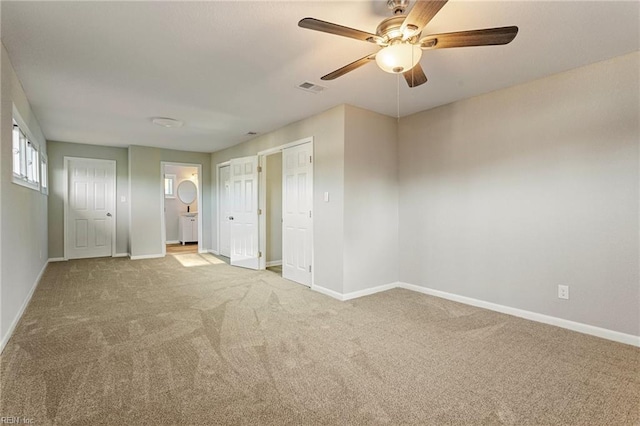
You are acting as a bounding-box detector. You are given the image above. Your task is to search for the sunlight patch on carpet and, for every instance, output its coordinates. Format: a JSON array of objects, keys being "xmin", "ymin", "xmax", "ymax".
[{"xmin": 174, "ymin": 253, "xmax": 226, "ymax": 267}]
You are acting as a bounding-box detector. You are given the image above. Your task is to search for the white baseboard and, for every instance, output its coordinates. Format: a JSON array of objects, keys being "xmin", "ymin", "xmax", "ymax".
[
  {"xmin": 397, "ymin": 282, "xmax": 640, "ymax": 348},
  {"xmin": 310, "ymin": 280, "xmax": 639, "ymax": 347},
  {"xmin": 311, "ymin": 284, "xmax": 346, "ymax": 301},
  {"xmin": 208, "ymin": 249, "xmax": 220, "ymax": 255},
  {"xmin": 165, "ymin": 240, "xmax": 179, "ymax": 245},
  {"xmin": 312, "ymin": 282, "xmax": 398, "ymax": 302},
  {"xmin": 342, "ymin": 282, "xmax": 400, "ymax": 301},
  {"xmin": 130, "ymin": 253, "xmax": 164, "ymax": 260},
  {"xmin": 48, "ymin": 257, "xmax": 66, "ymax": 262},
  {"xmin": 1, "ymin": 260, "xmax": 49, "ymax": 354},
  {"xmin": 266, "ymin": 260, "xmax": 282, "ymax": 267},
  {"xmin": 113, "ymin": 253, "xmax": 129, "ymax": 258}
]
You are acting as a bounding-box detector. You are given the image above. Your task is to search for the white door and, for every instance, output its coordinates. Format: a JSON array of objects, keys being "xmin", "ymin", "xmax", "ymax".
[
  {"xmin": 229, "ymin": 156, "xmax": 260, "ymax": 269},
  {"xmin": 219, "ymin": 165, "xmax": 231, "ymax": 257},
  {"xmin": 66, "ymin": 158, "xmax": 115, "ymax": 259},
  {"xmin": 282, "ymin": 143, "xmax": 313, "ymax": 286}
]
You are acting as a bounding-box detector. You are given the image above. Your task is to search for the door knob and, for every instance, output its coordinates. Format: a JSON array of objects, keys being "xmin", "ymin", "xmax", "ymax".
[
  {"xmin": 106, "ymin": 212, "xmax": 112, "ymax": 217},
  {"xmin": 229, "ymin": 216, "xmax": 234, "ymax": 220}
]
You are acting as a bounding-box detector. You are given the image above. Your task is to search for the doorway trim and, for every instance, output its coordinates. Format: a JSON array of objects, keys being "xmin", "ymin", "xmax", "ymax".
[
  {"xmin": 214, "ymin": 160, "xmax": 231, "ymax": 256},
  {"xmin": 63, "ymin": 156, "xmax": 117, "ymax": 260},
  {"xmin": 160, "ymin": 162, "xmax": 203, "ymax": 256},
  {"xmin": 258, "ymin": 137, "xmax": 314, "ymax": 286}
]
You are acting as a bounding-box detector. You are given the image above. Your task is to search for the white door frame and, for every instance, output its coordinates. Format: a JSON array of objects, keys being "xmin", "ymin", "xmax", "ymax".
[
  {"xmin": 215, "ymin": 160, "xmax": 231, "ymax": 256},
  {"xmin": 160, "ymin": 162, "xmax": 203, "ymax": 256},
  {"xmin": 258, "ymin": 137, "xmax": 314, "ymax": 286},
  {"xmin": 63, "ymin": 156, "xmax": 117, "ymax": 260}
]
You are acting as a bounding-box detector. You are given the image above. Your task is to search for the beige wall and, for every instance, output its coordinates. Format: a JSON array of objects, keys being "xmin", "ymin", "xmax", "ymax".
[
  {"xmin": 0, "ymin": 43, "xmax": 48, "ymax": 348},
  {"xmin": 129, "ymin": 146, "xmax": 211, "ymax": 258},
  {"xmin": 343, "ymin": 105, "xmax": 398, "ymax": 293},
  {"xmin": 266, "ymin": 152, "xmax": 282, "ymax": 263},
  {"xmin": 398, "ymin": 52, "xmax": 639, "ymax": 336},
  {"xmin": 211, "ymin": 105, "xmax": 346, "ymax": 293},
  {"xmin": 47, "ymin": 141, "xmax": 129, "ymax": 258}
]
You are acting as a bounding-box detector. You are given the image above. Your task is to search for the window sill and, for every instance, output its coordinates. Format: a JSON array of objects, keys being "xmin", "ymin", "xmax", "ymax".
[{"xmin": 12, "ymin": 175, "xmax": 40, "ymax": 191}]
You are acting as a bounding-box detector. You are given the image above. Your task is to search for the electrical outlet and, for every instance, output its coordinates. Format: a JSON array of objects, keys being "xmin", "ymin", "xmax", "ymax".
[{"xmin": 558, "ymin": 285, "xmax": 569, "ymax": 300}]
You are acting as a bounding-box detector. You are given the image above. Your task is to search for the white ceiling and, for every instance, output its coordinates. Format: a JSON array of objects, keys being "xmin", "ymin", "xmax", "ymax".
[{"xmin": 2, "ymin": 1, "xmax": 638, "ymax": 153}]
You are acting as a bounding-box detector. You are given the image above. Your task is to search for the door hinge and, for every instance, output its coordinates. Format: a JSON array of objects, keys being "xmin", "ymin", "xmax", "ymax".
[
  {"xmin": 310, "ymin": 156, "xmax": 313, "ymax": 164},
  {"xmin": 259, "ymin": 251, "xmax": 262, "ymax": 258},
  {"xmin": 257, "ymin": 166, "xmax": 262, "ymax": 173},
  {"xmin": 258, "ymin": 208, "xmax": 262, "ymax": 215},
  {"xmin": 309, "ymin": 211, "xmax": 312, "ymax": 218},
  {"xmin": 308, "ymin": 265, "xmax": 312, "ymax": 273}
]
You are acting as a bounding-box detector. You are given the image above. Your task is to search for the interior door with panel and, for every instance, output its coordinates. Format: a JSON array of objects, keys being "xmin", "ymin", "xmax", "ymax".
[
  {"xmin": 282, "ymin": 142, "xmax": 313, "ymax": 286},
  {"xmin": 219, "ymin": 165, "xmax": 231, "ymax": 257},
  {"xmin": 229, "ymin": 156, "xmax": 260, "ymax": 269},
  {"xmin": 66, "ymin": 158, "xmax": 115, "ymax": 259}
]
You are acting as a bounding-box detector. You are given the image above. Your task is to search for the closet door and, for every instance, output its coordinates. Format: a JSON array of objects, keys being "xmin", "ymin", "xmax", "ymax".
[
  {"xmin": 229, "ymin": 156, "xmax": 260, "ymax": 269},
  {"xmin": 219, "ymin": 165, "xmax": 231, "ymax": 257},
  {"xmin": 66, "ymin": 158, "xmax": 115, "ymax": 259},
  {"xmin": 282, "ymin": 143, "xmax": 313, "ymax": 286}
]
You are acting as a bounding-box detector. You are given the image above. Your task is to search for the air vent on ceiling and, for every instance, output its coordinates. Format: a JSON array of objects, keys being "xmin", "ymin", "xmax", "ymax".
[{"xmin": 296, "ymin": 81, "xmax": 326, "ymax": 94}]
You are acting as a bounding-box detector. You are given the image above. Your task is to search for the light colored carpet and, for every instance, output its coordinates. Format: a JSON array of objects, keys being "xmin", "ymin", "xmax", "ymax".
[{"xmin": 1, "ymin": 255, "xmax": 638, "ymax": 425}]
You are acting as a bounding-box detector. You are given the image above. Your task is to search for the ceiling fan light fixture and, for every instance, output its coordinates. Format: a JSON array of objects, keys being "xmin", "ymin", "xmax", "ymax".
[{"xmin": 375, "ymin": 43, "xmax": 422, "ymax": 74}]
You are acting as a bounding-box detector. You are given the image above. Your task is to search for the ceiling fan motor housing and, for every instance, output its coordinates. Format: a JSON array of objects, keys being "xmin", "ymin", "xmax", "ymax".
[{"xmin": 387, "ymin": 0, "xmax": 410, "ymax": 15}]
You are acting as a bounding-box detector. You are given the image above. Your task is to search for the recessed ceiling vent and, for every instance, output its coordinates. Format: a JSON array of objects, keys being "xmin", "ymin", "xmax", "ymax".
[{"xmin": 296, "ymin": 81, "xmax": 326, "ymax": 94}]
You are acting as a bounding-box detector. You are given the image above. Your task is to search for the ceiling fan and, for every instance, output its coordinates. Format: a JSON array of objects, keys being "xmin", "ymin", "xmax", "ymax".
[{"xmin": 299, "ymin": 0, "xmax": 518, "ymax": 88}]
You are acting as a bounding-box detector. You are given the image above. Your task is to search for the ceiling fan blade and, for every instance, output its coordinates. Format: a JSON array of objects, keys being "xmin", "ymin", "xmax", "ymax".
[
  {"xmin": 403, "ymin": 64, "xmax": 428, "ymax": 88},
  {"xmin": 299, "ymin": 18, "xmax": 381, "ymax": 44},
  {"xmin": 419, "ymin": 26, "xmax": 519, "ymax": 49},
  {"xmin": 321, "ymin": 53, "xmax": 377, "ymax": 81},
  {"xmin": 401, "ymin": 0, "xmax": 448, "ymax": 36}
]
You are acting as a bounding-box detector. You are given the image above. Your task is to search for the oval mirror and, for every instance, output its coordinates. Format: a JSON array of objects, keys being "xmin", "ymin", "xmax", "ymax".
[{"xmin": 177, "ymin": 180, "xmax": 197, "ymax": 205}]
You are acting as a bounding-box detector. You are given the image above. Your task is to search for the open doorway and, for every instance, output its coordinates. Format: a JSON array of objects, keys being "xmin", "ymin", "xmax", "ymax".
[
  {"xmin": 161, "ymin": 162, "xmax": 202, "ymax": 256},
  {"xmin": 217, "ymin": 162, "xmax": 231, "ymax": 259},
  {"xmin": 264, "ymin": 152, "xmax": 283, "ymax": 275}
]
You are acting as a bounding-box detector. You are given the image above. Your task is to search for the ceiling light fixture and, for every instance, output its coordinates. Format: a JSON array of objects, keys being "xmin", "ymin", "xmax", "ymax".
[
  {"xmin": 151, "ymin": 117, "xmax": 183, "ymax": 128},
  {"xmin": 375, "ymin": 42, "xmax": 422, "ymax": 74}
]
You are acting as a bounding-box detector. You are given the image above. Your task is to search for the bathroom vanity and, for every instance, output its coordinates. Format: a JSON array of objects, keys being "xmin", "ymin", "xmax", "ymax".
[{"xmin": 179, "ymin": 213, "xmax": 198, "ymax": 245}]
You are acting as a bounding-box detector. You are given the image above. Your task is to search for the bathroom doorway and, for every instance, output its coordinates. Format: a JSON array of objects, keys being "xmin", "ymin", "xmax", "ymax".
[
  {"xmin": 161, "ymin": 162, "xmax": 202, "ymax": 256},
  {"xmin": 264, "ymin": 152, "xmax": 283, "ymax": 275}
]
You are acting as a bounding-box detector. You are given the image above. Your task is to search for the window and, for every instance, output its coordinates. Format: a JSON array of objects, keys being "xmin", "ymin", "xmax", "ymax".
[
  {"xmin": 12, "ymin": 120, "xmax": 24, "ymax": 177},
  {"xmin": 40, "ymin": 153, "xmax": 49, "ymax": 195},
  {"xmin": 12, "ymin": 110, "xmax": 43, "ymax": 191},
  {"xmin": 26, "ymin": 140, "xmax": 39, "ymax": 184},
  {"xmin": 164, "ymin": 174, "xmax": 176, "ymax": 198}
]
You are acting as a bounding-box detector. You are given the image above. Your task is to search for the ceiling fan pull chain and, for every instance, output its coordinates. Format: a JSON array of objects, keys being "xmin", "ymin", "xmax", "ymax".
[{"xmin": 397, "ymin": 73, "xmax": 401, "ymax": 120}]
